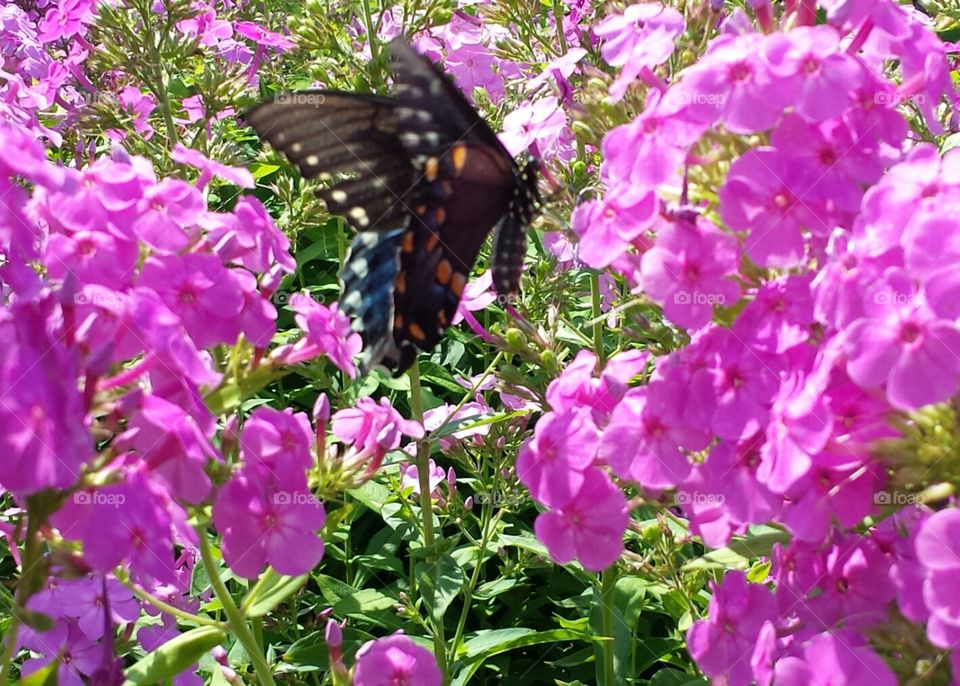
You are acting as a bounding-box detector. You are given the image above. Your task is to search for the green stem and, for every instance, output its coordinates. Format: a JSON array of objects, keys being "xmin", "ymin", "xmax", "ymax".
[
  {"xmin": 361, "ymin": 0, "xmax": 382, "ymax": 84},
  {"xmin": 196, "ymin": 528, "xmax": 277, "ymax": 686},
  {"xmin": 407, "ymin": 361, "xmax": 449, "ymax": 680},
  {"xmin": 120, "ymin": 577, "xmax": 225, "ymax": 629},
  {"xmin": 450, "ymin": 506, "xmax": 503, "ymax": 659},
  {"xmin": 591, "ymin": 273, "xmax": 605, "ymax": 366},
  {"xmin": 0, "ymin": 512, "xmax": 43, "ymax": 685},
  {"xmin": 552, "ymin": 0, "xmax": 568, "ymax": 53},
  {"xmin": 601, "ymin": 566, "xmax": 617, "ymax": 686}
]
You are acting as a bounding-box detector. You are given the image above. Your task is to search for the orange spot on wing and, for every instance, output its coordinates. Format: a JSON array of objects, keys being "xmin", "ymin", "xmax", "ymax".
[
  {"xmin": 450, "ymin": 272, "xmax": 467, "ymax": 297},
  {"xmin": 424, "ymin": 157, "xmax": 439, "ymax": 181},
  {"xmin": 402, "ymin": 231, "xmax": 415, "ymax": 253},
  {"xmin": 436, "ymin": 259, "xmax": 452, "ymax": 285},
  {"xmin": 451, "ymin": 144, "xmax": 467, "ymax": 174},
  {"xmin": 409, "ymin": 323, "xmax": 426, "ymax": 341}
]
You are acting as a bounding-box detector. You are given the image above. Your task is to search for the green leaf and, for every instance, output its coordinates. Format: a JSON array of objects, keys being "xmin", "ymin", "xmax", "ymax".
[
  {"xmin": 420, "ymin": 553, "xmax": 466, "ymax": 623},
  {"xmin": 241, "ymin": 567, "xmax": 308, "ymax": 617},
  {"xmin": 452, "ymin": 629, "xmax": 591, "ymax": 685},
  {"xmin": 682, "ymin": 527, "xmax": 791, "ymax": 571},
  {"xmin": 251, "ymin": 163, "xmax": 280, "ymax": 180},
  {"xmin": 648, "ymin": 668, "xmax": 708, "ymax": 686},
  {"xmin": 17, "ymin": 661, "xmax": 58, "ymax": 686},
  {"xmin": 123, "ymin": 626, "xmax": 226, "ymax": 686}
]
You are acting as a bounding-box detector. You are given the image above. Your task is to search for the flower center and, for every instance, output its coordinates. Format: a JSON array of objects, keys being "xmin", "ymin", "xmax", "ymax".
[
  {"xmin": 900, "ymin": 321, "xmax": 922, "ymax": 344},
  {"xmin": 803, "ymin": 57, "xmax": 821, "ymax": 75},
  {"xmin": 729, "ymin": 62, "xmax": 752, "ymax": 83}
]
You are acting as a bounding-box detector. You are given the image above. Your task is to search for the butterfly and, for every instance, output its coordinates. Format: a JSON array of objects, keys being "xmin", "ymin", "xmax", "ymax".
[{"xmin": 242, "ymin": 37, "xmax": 540, "ymax": 375}]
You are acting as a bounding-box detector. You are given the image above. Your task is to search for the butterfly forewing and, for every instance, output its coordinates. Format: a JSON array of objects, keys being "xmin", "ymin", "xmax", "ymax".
[{"xmin": 243, "ymin": 39, "xmax": 539, "ymax": 375}]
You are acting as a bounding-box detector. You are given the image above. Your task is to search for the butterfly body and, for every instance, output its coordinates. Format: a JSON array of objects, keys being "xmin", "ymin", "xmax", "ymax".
[{"xmin": 243, "ymin": 38, "xmax": 540, "ymax": 374}]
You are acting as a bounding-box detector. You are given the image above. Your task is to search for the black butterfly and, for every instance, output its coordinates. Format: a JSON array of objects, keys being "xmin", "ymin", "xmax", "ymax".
[{"xmin": 243, "ymin": 37, "xmax": 540, "ymax": 375}]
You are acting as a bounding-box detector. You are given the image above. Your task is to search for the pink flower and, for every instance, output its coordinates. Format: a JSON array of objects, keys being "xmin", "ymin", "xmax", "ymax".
[
  {"xmin": 138, "ymin": 253, "xmax": 245, "ymax": 349},
  {"xmin": 451, "ymin": 270, "xmax": 496, "ymax": 325},
  {"xmin": 915, "ymin": 509, "xmax": 960, "ymax": 649},
  {"xmin": 686, "ymin": 571, "xmax": 778, "ymax": 686},
  {"xmin": 206, "ymin": 196, "xmax": 296, "ymax": 274},
  {"xmin": 517, "ymin": 408, "xmax": 600, "ymax": 508},
  {"xmin": 640, "ymin": 217, "xmax": 740, "ymax": 330},
  {"xmin": 844, "ymin": 268, "xmax": 960, "ymax": 410},
  {"xmin": 665, "ymin": 32, "xmax": 791, "ymax": 134},
  {"xmin": 332, "ymin": 397, "xmax": 423, "ymax": 476},
  {"xmin": 720, "ymin": 147, "xmax": 829, "ymax": 268},
  {"xmin": 212, "ymin": 464, "xmax": 325, "ymax": 578},
  {"xmin": 132, "ymin": 179, "xmax": 205, "ymax": 253},
  {"xmin": 762, "ymin": 26, "xmax": 864, "ymax": 122},
  {"xmin": 124, "ymin": 394, "xmax": 219, "ymax": 504},
  {"xmin": 499, "ymin": 96, "xmax": 572, "ymax": 161},
  {"xmin": 594, "ymin": 3, "xmax": 685, "ymax": 101},
  {"xmin": 600, "ymin": 382, "xmax": 710, "ymax": 490},
  {"xmin": 400, "ymin": 459, "xmax": 446, "ymax": 498},
  {"xmin": 445, "ymin": 43, "xmax": 504, "ymax": 102},
  {"xmin": 774, "ymin": 631, "xmax": 896, "ymax": 686},
  {"xmin": 733, "ymin": 274, "xmax": 814, "ymax": 354},
  {"xmin": 572, "ymin": 184, "xmax": 658, "ymax": 268},
  {"xmin": 241, "ymin": 406, "xmax": 314, "ymax": 472},
  {"xmin": 534, "ymin": 467, "xmax": 628, "ymax": 571},
  {"xmin": 171, "ymin": 144, "xmax": 253, "ymax": 190},
  {"xmin": 271, "ymin": 295, "xmax": 361, "ymax": 377},
  {"xmin": 601, "ymin": 100, "xmax": 705, "ymax": 190},
  {"xmin": 353, "ymin": 634, "xmax": 442, "ymax": 686}
]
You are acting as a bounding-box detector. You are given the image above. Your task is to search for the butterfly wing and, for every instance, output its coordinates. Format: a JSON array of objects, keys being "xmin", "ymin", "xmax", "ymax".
[
  {"xmin": 242, "ymin": 91, "xmax": 416, "ymax": 233},
  {"xmin": 379, "ymin": 39, "xmax": 528, "ymax": 372},
  {"xmin": 243, "ymin": 40, "xmax": 539, "ymax": 376}
]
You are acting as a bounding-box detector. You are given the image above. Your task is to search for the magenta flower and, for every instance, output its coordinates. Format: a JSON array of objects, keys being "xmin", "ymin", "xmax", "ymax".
[
  {"xmin": 445, "ymin": 43, "xmax": 504, "ymax": 102},
  {"xmin": 332, "ymin": 397, "xmax": 423, "ymax": 476},
  {"xmin": 686, "ymin": 571, "xmax": 778, "ymax": 686},
  {"xmin": 353, "ymin": 634, "xmax": 442, "ymax": 686},
  {"xmin": 844, "ymin": 268, "xmax": 960, "ymax": 410},
  {"xmin": 915, "ymin": 509, "xmax": 960, "ymax": 649},
  {"xmin": 758, "ymin": 367, "xmax": 832, "ymax": 494},
  {"xmin": 534, "ymin": 467, "xmax": 628, "ymax": 571},
  {"xmin": 733, "ymin": 274, "xmax": 814, "ymax": 354},
  {"xmin": 572, "ymin": 184, "xmax": 658, "ymax": 268},
  {"xmin": 124, "ymin": 394, "xmax": 219, "ymax": 503},
  {"xmin": 116, "ymin": 86, "xmax": 157, "ymax": 139},
  {"xmin": 241, "ymin": 406, "xmax": 314, "ymax": 472},
  {"xmin": 132, "ymin": 179, "xmax": 206, "ymax": 253},
  {"xmin": 641, "ymin": 217, "xmax": 740, "ymax": 330},
  {"xmin": 451, "ymin": 270, "xmax": 496, "ymax": 325},
  {"xmin": 212, "ymin": 464, "xmax": 325, "ymax": 578},
  {"xmin": 720, "ymin": 147, "xmax": 828, "ymax": 267},
  {"xmin": 207, "ymin": 196, "xmax": 296, "ymax": 274},
  {"xmin": 0, "ymin": 297, "xmax": 91, "ymax": 495},
  {"xmin": 665, "ymin": 32, "xmax": 790, "ymax": 134},
  {"xmin": 58, "ymin": 576, "xmax": 141, "ymax": 639},
  {"xmin": 773, "ymin": 631, "xmax": 896, "ymax": 686},
  {"xmin": 80, "ymin": 472, "xmax": 179, "ymax": 584},
  {"xmin": 602, "ymin": 98, "xmax": 705, "ymax": 191},
  {"xmin": 500, "ymin": 96, "xmax": 571, "ymax": 160},
  {"xmin": 679, "ymin": 436, "xmax": 781, "ymax": 548},
  {"xmin": 171, "ymin": 144, "xmax": 254, "ymax": 190},
  {"xmin": 762, "ymin": 26, "xmax": 864, "ymax": 122},
  {"xmin": 46, "ymin": 230, "xmax": 139, "ymax": 291},
  {"xmin": 38, "ymin": 0, "xmax": 95, "ymax": 43},
  {"xmin": 19, "ymin": 621, "xmax": 100, "ymax": 686},
  {"xmin": 138, "ymin": 253, "xmax": 244, "ymax": 349},
  {"xmin": 400, "ymin": 459, "xmax": 446, "ymax": 498},
  {"xmin": 271, "ymin": 295, "xmax": 361, "ymax": 376},
  {"xmin": 600, "ymin": 383, "xmax": 710, "ymax": 490},
  {"xmin": 516, "ymin": 408, "xmax": 600, "ymax": 508},
  {"xmin": 594, "ymin": 3, "xmax": 684, "ymax": 101}
]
